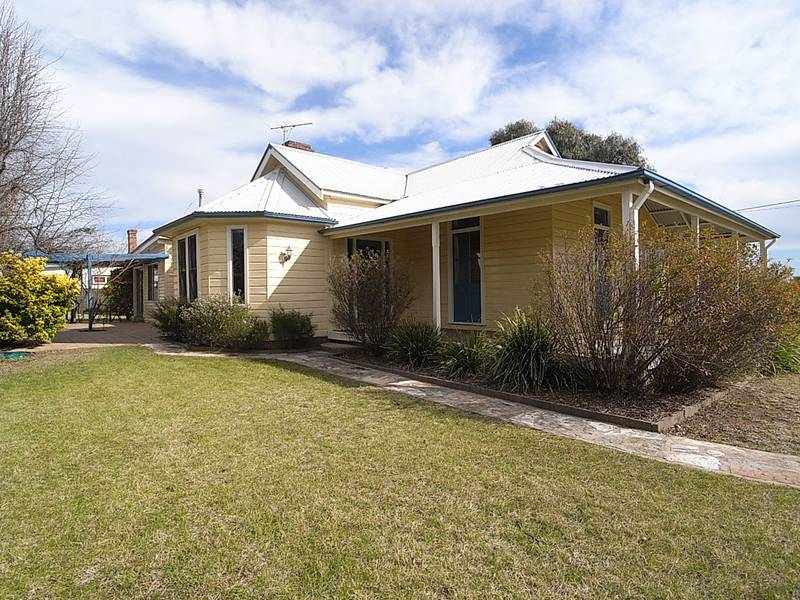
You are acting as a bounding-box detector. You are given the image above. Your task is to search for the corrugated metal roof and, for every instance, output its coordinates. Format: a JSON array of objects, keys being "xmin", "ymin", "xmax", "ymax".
[
  {"xmin": 272, "ymin": 144, "xmax": 406, "ymax": 200},
  {"xmin": 198, "ymin": 167, "xmax": 332, "ymax": 222},
  {"xmin": 328, "ymin": 141, "xmax": 637, "ymax": 229}
]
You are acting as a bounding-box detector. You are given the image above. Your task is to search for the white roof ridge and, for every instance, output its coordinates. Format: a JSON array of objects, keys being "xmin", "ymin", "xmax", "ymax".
[
  {"xmin": 523, "ymin": 145, "xmax": 637, "ymax": 174},
  {"xmin": 405, "ymin": 131, "xmax": 544, "ymax": 176},
  {"xmin": 275, "ymin": 144, "xmax": 407, "ymax": 177}
]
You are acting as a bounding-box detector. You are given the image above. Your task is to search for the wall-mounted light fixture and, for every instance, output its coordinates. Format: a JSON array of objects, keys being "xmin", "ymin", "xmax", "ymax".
[{"xmin": 278, "ymin": 245, "xmax": 293, "ymax": 265}]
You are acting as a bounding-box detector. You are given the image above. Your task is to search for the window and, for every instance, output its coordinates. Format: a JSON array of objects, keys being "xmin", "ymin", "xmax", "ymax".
[
  {"xmin": 177, "ymin": 238, "xmax": 187, "ymax": 301},
  {"xmin": 177, "ymin": 234, "xmax": 198, "ymax": 302},
  {"xmin": 229, "ymin": 227, "xmax": 246, "ymax": 301},
  {"xmin": 593, "ymin": 205, "xmax": 611, "ymax": 315},
  {"xmin": 347, "ymin": 238, "xmax": 389, "ymax": 258},
  {"xmin": 450, "ymin": 217, "xmax": 482, "ymax": 323},
  {"xmin": 91, "ymin": 275, "xmax": 108, "ymax": 286},
  {"xmin": 147, "ymin": 264, "xmax": 158, "ymax": 301},
  {"xmin": 594, "ymin": 205, "xmax": 611, "ymax": 244}
]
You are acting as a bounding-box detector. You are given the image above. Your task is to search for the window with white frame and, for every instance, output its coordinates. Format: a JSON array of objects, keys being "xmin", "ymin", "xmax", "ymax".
[
  {"xmin": 450, "ymin": 217, "xmax": 482, "ymax": 324},
  {"xmin": 177, "ymin": 233, "xmax": 198, "ymax": 302},
  {"xmin": 228, "ymin": 227, "xmax": 246, "ymax": 301},
  {"xmin": 593, "ymin": 204, "xmax": 611, "ymax": 244},
  {"xmin": 147, "ymin": 264, "xmax": 158, "ymax": 301}
]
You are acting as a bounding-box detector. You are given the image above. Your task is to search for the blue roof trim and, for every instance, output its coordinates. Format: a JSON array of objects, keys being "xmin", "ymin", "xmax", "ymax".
[
  {"xmin": 26, "ymin": 251, "xmax": 169, "ymax": 264},
  {"xmin": 153, "ymin": 210, "xmax": 337, "ymax": 234},
  {"xmin": 321, "ymin": 168, "xmax": 779, "ymax": 239}
]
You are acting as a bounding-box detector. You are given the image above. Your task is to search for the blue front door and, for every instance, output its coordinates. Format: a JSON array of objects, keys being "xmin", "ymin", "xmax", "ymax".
[{"xmin": 452, "ymin": 223, "xmax": 481, "ymax": 323}]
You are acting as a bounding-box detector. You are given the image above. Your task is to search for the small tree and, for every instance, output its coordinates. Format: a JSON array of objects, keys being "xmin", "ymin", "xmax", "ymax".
[
  {"xmin": 0, "ymin": 252, "xmax": 78, "ymax": 344},
  {"xmin": 328, "ymin": 250, "xmax": 414, "ymax": 353},
  {"xmin": 488, "ymin": 117, "xmax": 650, "ymax": 168},
  {"xmin": 489, "ymin": 119, "xmax": 537, "ymax": 146}
]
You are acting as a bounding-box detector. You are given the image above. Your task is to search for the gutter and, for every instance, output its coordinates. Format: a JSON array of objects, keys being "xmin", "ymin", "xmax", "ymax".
[
  {"xmin": 321, "ymin": 168, "xmax": 780, "ymax": 240},
  {"xmin": 153, "ymin": 210, "xmax": 337, "ymax": 235}
]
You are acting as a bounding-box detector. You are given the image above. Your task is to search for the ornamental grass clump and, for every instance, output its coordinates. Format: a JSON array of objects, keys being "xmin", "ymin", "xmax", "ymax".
[
  {"xmin": 439, "ymin": 331, "xmax": 493, "ymax": 379},
  {"xmin": 489, "ymin": 309, "xmax": 567, "ymax": 394},
  {"xmin": 386, "ymin": 319, "xmax": 441, "ymax": 369}
]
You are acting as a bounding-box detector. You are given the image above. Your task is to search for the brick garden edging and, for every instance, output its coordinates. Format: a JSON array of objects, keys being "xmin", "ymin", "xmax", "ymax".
[{"xmin": 333, "ymin": 355, "xmax": 718, "ymax": 433}]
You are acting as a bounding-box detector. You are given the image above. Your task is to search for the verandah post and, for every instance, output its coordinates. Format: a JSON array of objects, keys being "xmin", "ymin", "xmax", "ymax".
[{"xmin": 431, "ymin": 222, "xmax": 441, "ymax": 328}]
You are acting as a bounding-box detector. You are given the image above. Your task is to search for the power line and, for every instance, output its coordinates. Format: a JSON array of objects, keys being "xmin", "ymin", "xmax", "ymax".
[{"xmin": 738, "ymin": 198, "xmax": 800, "ymax": 211}]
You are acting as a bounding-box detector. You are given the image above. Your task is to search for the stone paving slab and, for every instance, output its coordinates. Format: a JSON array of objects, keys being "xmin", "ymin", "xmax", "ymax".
[{"xmin": 152, "ymin": 346, "xmax": 800, "ymax": 489}]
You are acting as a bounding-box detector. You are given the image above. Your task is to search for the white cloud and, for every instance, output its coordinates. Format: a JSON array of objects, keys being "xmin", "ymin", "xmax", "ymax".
[{"xmin": 8, "ymin": 0, "xmax": 800, "ymax": 264}]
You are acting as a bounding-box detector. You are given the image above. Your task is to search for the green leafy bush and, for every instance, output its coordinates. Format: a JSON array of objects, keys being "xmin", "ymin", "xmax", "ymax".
[
  {"xmin": 440, "ymin": 331, "xmax": 493, "ymax": 379},
  {"xmin": 386, "ymin": 319, "xmax": 441, "ymax": 369},
  {"xmin": 152, "ymin": 298, "xmax": 190, "ymax": 341},
  {"xmin": 183, "ymin": 297, "xmax": 260, "ymax": 349},
  {"xmin": 490, "ymin": 309, "xmax": 566, "ymax": 394},
  {"xmin": 104, "ymin": 268, "xmax": 133, "ymax": 320},
  {"xmin": 153, "ymin": 296, "xmax": 271, "ymax": 350},
  {"xmin": 0, "ymin": 252, "xmax": 78, "ymax": 344},
  {"xmin": 270, "ymin": 306, "xmax": 315, "ymax": 344}
]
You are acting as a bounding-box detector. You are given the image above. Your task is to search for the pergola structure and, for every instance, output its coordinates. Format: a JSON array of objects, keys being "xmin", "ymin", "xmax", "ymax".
[{"xmin": 31, "ymin": 251, "xmax": 168, "ymax": 326}]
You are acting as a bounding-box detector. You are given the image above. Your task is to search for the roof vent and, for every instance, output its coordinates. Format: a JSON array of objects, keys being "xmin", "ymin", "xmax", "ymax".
[{"xmin": 284, "ymin": 140, "xmax": 314, "ymax": 152}]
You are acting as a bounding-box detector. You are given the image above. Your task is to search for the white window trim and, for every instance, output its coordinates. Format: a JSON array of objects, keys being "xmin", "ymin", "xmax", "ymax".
[
  {"xmin": 175, "ymin": 229, "xmax": 200, "ymax": 301},
  {"xmin": 593, "ymin": 201, "xmax": 612, "ymax": 232},
  {"xmin": 447, "ymin": 217, "xmax": 485, "ymax": 326},
  {"xmin": 227, "ymin": 225, "xmax": 248, "ymax": 302}
]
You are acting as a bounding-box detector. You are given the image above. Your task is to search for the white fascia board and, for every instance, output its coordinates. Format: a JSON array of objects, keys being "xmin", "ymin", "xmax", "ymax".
[
  {"xmin": 257, "ymin": 147, "xmax": 324, "ymax": 200},
  {"xmin": 322, "ymin": 190, "xmax": 393, "ymax": 204}
]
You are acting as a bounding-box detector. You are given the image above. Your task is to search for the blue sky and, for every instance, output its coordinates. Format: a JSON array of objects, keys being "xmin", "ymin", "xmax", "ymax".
[{"xmin": 13, "ymin": 0, "xmax": 800, "ymax": 268}]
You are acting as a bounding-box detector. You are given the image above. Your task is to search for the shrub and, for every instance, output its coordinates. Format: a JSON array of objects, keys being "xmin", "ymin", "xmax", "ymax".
[
  {"xmin": 386, "ymin": 319, "xmax": 441, "ymax": 369},
  {"xmin": 152, "ymin": 298, "xmax": 190, "ymax": 341},
  {"xmin": 440, "ymin": 331, "xmax": 493, "ymax": 379},
  {"xmin": 183, "ymin": 296, "xmax": 259, "ymax": 349},
  {"xmin": 153, "ymin": 296, "xmax": 271, "ymax": 350},
  {"xmin": 104, "ymin": 268, "xmax": 133, "ymax": 320},
  {"xmin": 270, "ymin": 306, "xmax": 315, "ymax": 343},
  {"xmin": 329, "ymin": 250, "xmax": 414, "ymax": 353},
  {"xmin": 539, "ymin": 226, "xmax": 796, "ymax": 394},
  {"xmin": 765, "ymin": 324, "xmax": 800, "ymax": 375},
  {"xmin": 0, "ymin": 252, "xmax": 78, "ymax": 344},
  {"xmin": 245, "ymin": 318, "xmax": 272, "ymax": 350},
  {"xmin": 489, "ymin": 309, "xmax": 566, "ymax": 394}
]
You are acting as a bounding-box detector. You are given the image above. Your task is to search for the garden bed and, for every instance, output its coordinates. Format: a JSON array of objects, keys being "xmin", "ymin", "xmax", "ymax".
[
  {"xmin": 669, "ymin": 373, "xmax": 800, "ymax": 456},
  {"xmin": 337, "ymin": 350, "xmax": 720, "ymax": 432}
]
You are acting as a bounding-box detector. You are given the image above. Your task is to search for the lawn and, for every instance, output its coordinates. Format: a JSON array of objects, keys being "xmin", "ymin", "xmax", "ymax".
[
  {"xmin": 671, "ymin": 373, "xmax": 800, "ymax": 457},
  {"xmin": 1, "ymin": 348, "xmax": 799, "ymax": 598}
]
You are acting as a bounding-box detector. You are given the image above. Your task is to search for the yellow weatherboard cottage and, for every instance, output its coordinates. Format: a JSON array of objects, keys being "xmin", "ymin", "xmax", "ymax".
[{"xmin": 133, "ymin": 133, "xmax": 779, "ymax": 337}]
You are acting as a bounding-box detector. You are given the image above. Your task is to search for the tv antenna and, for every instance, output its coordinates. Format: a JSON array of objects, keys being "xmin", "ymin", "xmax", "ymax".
[{"xmin": 270, "ymin": 122, "xmax": 313, "ymax": 143}]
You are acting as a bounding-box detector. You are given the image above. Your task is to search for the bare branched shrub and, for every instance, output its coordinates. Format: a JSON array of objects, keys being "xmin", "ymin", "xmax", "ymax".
[
  {"xmin": 538, "ymin": 226, "xmax": 794, "ymax": 394},
  {"xmin": 0, "ymin": 5, "xmax": 106, "ymax": 253},
  {"xmin": 328, "ymin": 250, "xmax": 414, "ymax": 353}
]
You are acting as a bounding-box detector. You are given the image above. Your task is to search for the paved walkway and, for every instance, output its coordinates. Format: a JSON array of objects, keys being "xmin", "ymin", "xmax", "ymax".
[
  {"xmin": 207, "ymin": 350, "xmax": 799, "ymax": 489},
  {"xmin": 23, "ymin": 321, "xmax": 162, "ymax": 351}
]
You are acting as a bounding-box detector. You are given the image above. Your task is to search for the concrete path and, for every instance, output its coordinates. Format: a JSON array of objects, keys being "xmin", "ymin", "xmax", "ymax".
[
  {"xmin": 235, "ymin": 351, "xmax": 800, "ymax": 489},
  {"xmin": 17, "ymin": 322, "xmax": 162, "ymax": 352}
]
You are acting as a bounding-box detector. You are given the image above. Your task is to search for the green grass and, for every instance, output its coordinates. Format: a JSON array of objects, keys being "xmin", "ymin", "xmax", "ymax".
[{"xmin": 1, "ymin": 348, "xmax": 799, "ymax": 599}]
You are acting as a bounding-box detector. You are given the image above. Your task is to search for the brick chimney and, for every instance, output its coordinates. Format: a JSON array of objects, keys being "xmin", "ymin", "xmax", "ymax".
[
  {"xmin": 127, "ymin": 229, "xmax": 138, "ymax": 253},
  {"xmin": 284, "ymin": 140, "xmax": 314, "ymax": 152}
]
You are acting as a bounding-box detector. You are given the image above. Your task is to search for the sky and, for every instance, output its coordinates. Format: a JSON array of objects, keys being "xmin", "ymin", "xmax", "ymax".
[{"xmin": 12, "ymin": 0, "xmax": 800, "ymax": 268}]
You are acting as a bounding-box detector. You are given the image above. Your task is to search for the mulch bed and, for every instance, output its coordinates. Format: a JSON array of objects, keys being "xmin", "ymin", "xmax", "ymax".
[{"xmin": 339, "ymin": 350, "xmax": 716, "ymax": 426}]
